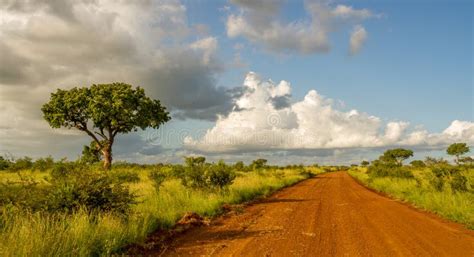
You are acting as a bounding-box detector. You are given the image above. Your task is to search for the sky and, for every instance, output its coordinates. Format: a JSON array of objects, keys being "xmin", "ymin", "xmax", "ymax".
[{"xmin": 0, "ymin": 0, "xmax": 472, "ymax": 165}]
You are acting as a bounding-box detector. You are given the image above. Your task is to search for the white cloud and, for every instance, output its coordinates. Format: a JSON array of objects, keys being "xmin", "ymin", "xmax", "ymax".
[
  {"xmin": 349, "ymin": 25, "xmax": 367, "ymax": 55},
  {"xmin": 226, "ymin": 0, "xmax": 378, "ymax": 54},
  {"xmin": 184, "ymin": 72, "xmax": 474, "ymax": 153}
]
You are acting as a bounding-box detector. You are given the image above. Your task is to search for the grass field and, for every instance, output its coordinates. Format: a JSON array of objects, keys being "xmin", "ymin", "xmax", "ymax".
[
  {"xmin": 0, "ymin": 165, "xmax": 321, "ymax": 257},
  {"xmin": 349, "ymin": 167, "xmax": 474, "ymax": 229}
]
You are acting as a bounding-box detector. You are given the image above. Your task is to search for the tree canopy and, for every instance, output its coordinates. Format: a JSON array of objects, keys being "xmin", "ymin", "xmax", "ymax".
[
  {"xmin": 446, "ymin": 143, "xmax": 470, "ymax": 164},
  {"xmin": 380, "ymin": 148, "xmax": 413, "ymax": 166},
  {"xmin": 42, "ymin": 83, "xmax": 171, "ymax": 169}
]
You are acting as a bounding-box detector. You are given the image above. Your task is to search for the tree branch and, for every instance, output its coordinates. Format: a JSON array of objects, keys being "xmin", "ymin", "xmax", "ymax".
[
  {"xmin": 76, "ymin": 123, "xmax": 101, "ymax": 146},
  {"xmin": 94, "ymin": 130, "xmax": 108, "ymax": 140}
]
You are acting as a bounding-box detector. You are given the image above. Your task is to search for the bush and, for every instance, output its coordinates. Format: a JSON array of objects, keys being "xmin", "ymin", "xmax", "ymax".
[
  {"xmin": 234, "ymin": 161, "xmax": 245, "ymax": 171},
  {"xmin": 251, "ymin": 159, "xmax": 267, "ymax": 170},
  {"xmin": 148, "ymin": 169, "xmax": 167, "ymax": 192},
  {"xmin": 410, "ymin": 160, "xmax": 426, "ymax": 168},
  {"xmin": 8, "ymin": 157, "xmax": 33, "ymax": 171},
  {"xmin": 429, "ymin": 165, "xmax": 468, "ymax": 192},
  {"xmin": 206, "ymin": 161, "xmax": 236, "ymax": 190},
  {"xmin": 368, "ymin": 162, "xmax": 413, "ymax": 178},
  {"xmin": 32, "ymin": 156, "xmax": 55, "ymax": 172},
  {"xmin": 178, "ymin": 158, "xmax": 237, "ymax": 191},
  {"xmin": 0, "ymin": 156, "xmax": 12, "ymax": 170},
  {"xmin": 451, "ymin": 175, "xmax": 468, "ymax": 192},
  {"xmin": 50, "ymin": 161, "xmax": 83, "ymax": 180},
  {"xmin": 47, "ymin": 170, "xmax": 136, "ymax": 215}
]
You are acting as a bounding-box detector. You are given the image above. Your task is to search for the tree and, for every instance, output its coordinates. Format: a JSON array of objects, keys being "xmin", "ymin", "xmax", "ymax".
[
  {"xmin": 446, "ymin": 143, "xmax": 470, "ymax": 164},
  {"xmin": 42, "ymin": 83, "xmax": 171, "ymax": 170},
  {"xmin": 234, "ymin": 161, "xmax": 244, "ymax": 171},
  {"xmin": 251, "ymin": 159, "xmax": 267, "ymax": 170},
  {"xmin": 381, "ymin": 148, "xmax": 413, "ymax": 166},
  {"xmin": 0, "ymin": 156, "xmax": 12, "ymax": 170},
  {"xmin": 185, "ymin": 156, "xmax": 206, "ymax": 167},
  {"xmin": 360, "ymin": 160, "xmax": 370, "ymax": 167}
]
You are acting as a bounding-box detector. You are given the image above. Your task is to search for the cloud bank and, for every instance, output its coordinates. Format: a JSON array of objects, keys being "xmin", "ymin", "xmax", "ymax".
[
  {"xmin": 185, "ymin": 72, "xmax": 474, "ymax": 153},
  {"xmin": 226, "ymin": 0, "xmax": 377, "ymax": 54},
  {"xmin": 0, "ymin": 0, "xmax": 237, "ymax": 157}
]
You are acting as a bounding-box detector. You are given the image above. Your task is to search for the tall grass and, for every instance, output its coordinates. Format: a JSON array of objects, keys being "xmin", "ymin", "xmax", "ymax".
[
  {"xmin": 0, "ymin": 168, "xmax": 317, "ymax": 257},
  {"xmin": 349, "ymin": 168, "xmax": 474, "ymax": 229}
]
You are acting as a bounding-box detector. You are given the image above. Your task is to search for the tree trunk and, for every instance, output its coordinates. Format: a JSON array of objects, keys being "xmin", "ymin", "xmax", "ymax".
[{"xmin": 102, "ymin": 144, "xmax": 112, "ymax": 170}]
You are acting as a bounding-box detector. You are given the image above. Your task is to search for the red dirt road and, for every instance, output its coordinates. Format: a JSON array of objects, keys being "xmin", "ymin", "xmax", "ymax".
[{"xmin": 159, "ymin": 172, "xmax": 474, "ymax": 257}]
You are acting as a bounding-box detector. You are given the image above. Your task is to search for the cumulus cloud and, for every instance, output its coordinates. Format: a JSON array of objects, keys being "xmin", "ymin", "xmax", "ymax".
[
  {"xmin": 349, "ymin": 25, "xmax": 367, "ymax": 55},
  {"xmin": 226, "ymin": 0, "xmax": 377, "ymax": 54},
  {"xmin": 184, "ymin": 72, "xmax": 474, "ymax": 153},
  {"xmin": 0, "ymin": 0, "xmax": 236, "ymax": 158}
]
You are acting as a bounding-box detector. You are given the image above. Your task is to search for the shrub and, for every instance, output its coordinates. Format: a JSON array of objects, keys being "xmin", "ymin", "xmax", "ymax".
[
  {"xmin": 32, "ymin": 156, "xmax": 55, "ymax": 172},
  {"xmin": 181, "ymin": 157, "xmax": 208, "ymax": 189},
  {"xmin": 8, "ymin": 157, "xmax": 33, "ymax": 171},
  {"xmin": 206, "ymin": 161, "xmax": 236, "ymax": 190},
  {"xmin": 251, "ymin": 159, "xmax": 267, "ymax": 170},
  {"xmin": 148, "ymin": 169, "xmax": 167, "ymax": 192},
  {"xmin": 451, "ymin": 175, "xmax": 468, "ymax": 192},
  {"xmin": 368, "ymin": 162, "xmax": 413, "ymax": 178},
  {"xmin": 47, "ymin": 171, "xmax": 136, "ymax": 215},
  {"xmin": 50, "ymin": 161, "xmax": 82, "ymax": 180},
  {"xmin": 410, "ymin": 160, "xmax": 426, "ymax": 168},
  {"xmin": 429, "ymin": 165, "xmax": 468, "ymax": 192},
  {"xmin": 0, "ymin": 156, "xmax": 13, "ymax": 170},
  {"xmin": 234, "ymin": 161, "xmax": 245, "ymax": 171}
]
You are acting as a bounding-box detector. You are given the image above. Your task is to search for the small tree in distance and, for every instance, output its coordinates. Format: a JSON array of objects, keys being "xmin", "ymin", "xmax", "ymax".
[
  {"xmin": 446, "ymin": 143, "xmax": 470, "ymax": 164},
  {"xmin": 42, "ymin": 83, "xmax": 171, "ymax": 170},
  {"xmin": 381, "ymin": 148, "xmax": 413, "ymax": 166}
]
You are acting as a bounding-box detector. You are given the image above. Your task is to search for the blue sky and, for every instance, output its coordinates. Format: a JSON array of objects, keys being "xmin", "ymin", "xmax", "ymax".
[
  {"xmin": 0, "ymin": 0, "xmax": 472, "ymax": 164},
  {"xmin": 186, "ymin": 0, "xmax": 473, "ymax": 131}
]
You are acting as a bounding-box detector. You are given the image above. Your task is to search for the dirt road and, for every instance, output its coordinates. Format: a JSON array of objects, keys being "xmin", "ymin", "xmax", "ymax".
[{"xmin": 159, "ymin": 172, "xmax": 474, "ymax": 257}]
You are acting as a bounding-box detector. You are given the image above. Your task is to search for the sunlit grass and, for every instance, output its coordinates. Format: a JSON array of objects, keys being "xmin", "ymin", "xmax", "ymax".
[
  {"xmin": 0, "ymin": 168, "xmax": 319, "ymax": 257},
  {"xmin": 349, "ymin": 168, "xmax": 474, "ymax": 229}
]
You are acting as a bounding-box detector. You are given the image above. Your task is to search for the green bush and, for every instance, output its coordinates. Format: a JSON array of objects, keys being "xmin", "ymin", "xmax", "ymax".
[
  {"xmin": 50, "ymin": 161, "xmax": 83, "ymax": 180},
  {"xmin": 429, "ymin": 165, "xmax": 468, "ymax": 192},
  {"xmin": 47, "ymin": 171, "xmax": 136, "ymax": 215},
  {"xmin": 0, "ymin": 156, "xmax": 13, "ymax": 170},
  {"xmin": 451, "ymin": 175, "xmax": 468, "ymax": 192},
  {"xmin": 8, "ymin": 157, "xmax": 33, "ymax": 171},
  {"xmin": 206, "ymin": 161, "xmax": 236, "ymax": 190},
  {"xmin": 32, "ymin": 156, "xmax": 55, "ymax": 172},
  {"xmin": 410, "ymin": 160, "xmax": 426, "ymax": 168},
  {"xmin": 367, "ymin": 162, "xmax": 413, "ymax": 178},
  {"xmin": 148, "ymin": 169, "xmax": 167, "ymax": 192}
]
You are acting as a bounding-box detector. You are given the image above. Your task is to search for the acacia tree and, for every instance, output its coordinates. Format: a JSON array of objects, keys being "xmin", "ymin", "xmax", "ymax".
[
  {"xmin": 446, "ymin": 143, "xmax": 470, "ymax": 164},
  {"xmin": 381, "ymin": 148, "xmax": 413, "ymax": 166},
  {"xmin": 42, "ymin": 83, "xmax": 171, "ymax": 170}
]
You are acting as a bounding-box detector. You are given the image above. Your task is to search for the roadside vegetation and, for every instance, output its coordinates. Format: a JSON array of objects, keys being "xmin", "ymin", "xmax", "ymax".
[
  {"xmin": 0, "ymin": 156, "xmax": 322, "ymax": 256},
  {"xmin": 349, "ymin": 143, "xmax": 474, "ymax": 229}
]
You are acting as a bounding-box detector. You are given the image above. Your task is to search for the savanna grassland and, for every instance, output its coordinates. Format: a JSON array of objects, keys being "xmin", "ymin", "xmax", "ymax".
[
  {"xmin": 349, "ymin": 147, "xmax": 474, "ymax": 229},
  {"xmin": 0, "ymin": 157, "xmax": 322, "ymax": 257}
]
